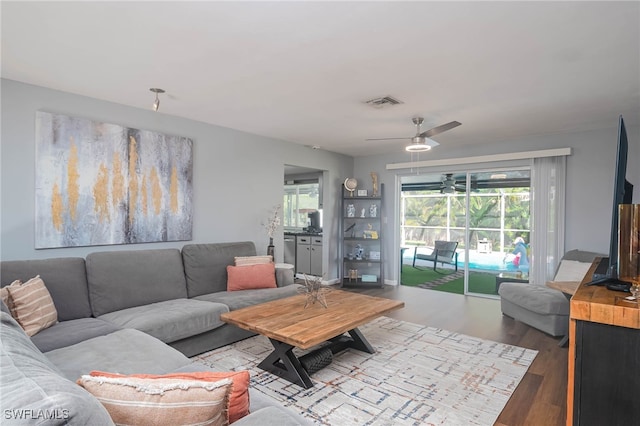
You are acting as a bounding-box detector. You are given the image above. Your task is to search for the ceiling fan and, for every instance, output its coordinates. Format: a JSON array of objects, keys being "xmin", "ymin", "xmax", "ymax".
[
  {"xmin": 440, "ymin": 173, "xmax": 465, "ymax": 194},
  {"xmin": 366, "ymin": 117, "xmax": 462, "ymax": 152},
  {"xmin": 440, "ymin": 173, "xmax": 480, "ymax": 194}
]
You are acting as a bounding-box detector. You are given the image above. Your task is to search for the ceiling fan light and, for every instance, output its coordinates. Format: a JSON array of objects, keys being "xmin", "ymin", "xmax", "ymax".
[
  {"xmin": 405, "ymin": 143, "xmax": 431, "ymax": 152},
  {"xmin": 405, "ymin": 135, "xmax": 439, "ymax": 152}
]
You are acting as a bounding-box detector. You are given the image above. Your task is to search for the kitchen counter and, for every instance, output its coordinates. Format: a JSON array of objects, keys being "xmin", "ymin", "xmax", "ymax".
[{"xmin": 285, "ymin": 231, "xmax": 323, "ymax": 236}]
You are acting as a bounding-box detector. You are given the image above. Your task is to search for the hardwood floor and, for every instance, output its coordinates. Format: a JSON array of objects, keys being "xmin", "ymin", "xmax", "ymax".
[{"xmin": 343, "ymin": 284, "xmax": 567, "ymax": 426}]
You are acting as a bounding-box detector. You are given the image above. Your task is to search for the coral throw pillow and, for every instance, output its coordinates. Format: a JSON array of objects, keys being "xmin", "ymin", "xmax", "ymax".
[
  {"xmin": 6, "ymin": 276, "xmax": 58, "ymax": 336},
  {"xmin": 89, "ymin": 370, "xmax": 251, "ymax": 424},
  {"xmin": 227, "ymin": 263, "xmax": 277, "ymax": 291},
  {"xmin": 77, "ymin": 374, "xmax": 232, "ymax": 426}
]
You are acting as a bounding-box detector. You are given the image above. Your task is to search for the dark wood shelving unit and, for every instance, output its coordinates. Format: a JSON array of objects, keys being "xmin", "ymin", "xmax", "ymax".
[{"xmin": 339, "ymin": 183, "xmax": 384, "ymax": 288}]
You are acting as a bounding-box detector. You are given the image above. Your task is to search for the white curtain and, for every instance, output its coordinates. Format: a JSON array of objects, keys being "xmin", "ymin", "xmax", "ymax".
[{"xmin": 530, "ymin": 156, "xmax": 567, "ymax": 285}]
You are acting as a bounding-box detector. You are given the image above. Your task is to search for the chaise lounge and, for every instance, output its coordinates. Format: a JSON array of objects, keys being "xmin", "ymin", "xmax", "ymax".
[{"xmin": 498, "ymin": 249, "xmax": 600, "ymax": 339}]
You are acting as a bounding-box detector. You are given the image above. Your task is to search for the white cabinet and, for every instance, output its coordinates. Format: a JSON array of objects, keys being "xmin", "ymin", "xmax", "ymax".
[
  {"xmin": 310, "ymin": 236, "xmax": 323, "ymax": 276},
  {"xmin": 296, "ymin": 235, "xmax": 322, "ymax": 276},
  {"xmin": 296, "ymin": 236, "xmax": 310, "ymax": 274}
]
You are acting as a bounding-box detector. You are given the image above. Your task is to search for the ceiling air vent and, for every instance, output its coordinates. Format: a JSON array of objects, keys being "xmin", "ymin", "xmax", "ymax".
[{"xmin": 364, "ymin": 96, "xmax": 403, "ymax": 109}]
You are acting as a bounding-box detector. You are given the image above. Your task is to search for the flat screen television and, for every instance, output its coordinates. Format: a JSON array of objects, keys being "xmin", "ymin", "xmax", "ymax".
[{"xmin": 588, "ymin": 115, "xmax": 634, "ymax": 291}]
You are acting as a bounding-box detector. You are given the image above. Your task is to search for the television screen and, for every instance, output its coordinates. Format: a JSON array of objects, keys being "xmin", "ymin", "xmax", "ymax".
[{"xmin": 588, "ymin": 115, "xmax": 633, "ymax": 291}]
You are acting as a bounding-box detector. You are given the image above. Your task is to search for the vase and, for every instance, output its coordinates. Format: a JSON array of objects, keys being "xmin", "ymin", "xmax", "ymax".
[{"xmin": 267, "ymin": 237, "xmax": 275, "ymax": 260}]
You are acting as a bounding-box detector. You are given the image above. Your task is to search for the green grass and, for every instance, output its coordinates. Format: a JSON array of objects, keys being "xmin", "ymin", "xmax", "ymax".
[
  {"xmin": 433, "ymin": 273, "xmax": 497, "ymax": 295},
  {"xmin": 401, "ymin": 265, "xmax": 497, "ymax": 295},
  {"xmin": 400, "ymin": 265, "xmax": 454, "ymax": 285}
]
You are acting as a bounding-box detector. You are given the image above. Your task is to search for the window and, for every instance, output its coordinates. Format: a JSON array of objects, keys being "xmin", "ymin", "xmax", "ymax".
[{"xmin": 283, "ymin": 183, "xmax": 320, "ymax": 229}]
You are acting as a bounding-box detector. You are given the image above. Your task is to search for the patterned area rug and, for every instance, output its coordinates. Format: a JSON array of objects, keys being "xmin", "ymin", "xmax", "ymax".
[{"xmin": 195, "ymin": 317, "xmax": 537, "ymax": 425}]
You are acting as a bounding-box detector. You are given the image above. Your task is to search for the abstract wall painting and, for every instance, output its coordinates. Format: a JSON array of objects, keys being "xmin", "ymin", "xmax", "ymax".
[{"xmin": 35, "ymin": 111, "xmax": 193, "ymax": 248}]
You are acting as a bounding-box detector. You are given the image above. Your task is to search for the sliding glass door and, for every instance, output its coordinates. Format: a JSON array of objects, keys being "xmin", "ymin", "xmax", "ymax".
[
  {"xmin": 400, "ymin": 169, "xmax": 531, "ymax": 297},
  {"xmin": 462, "ymin": 170, "xmax": 531, "ymax": 296}
]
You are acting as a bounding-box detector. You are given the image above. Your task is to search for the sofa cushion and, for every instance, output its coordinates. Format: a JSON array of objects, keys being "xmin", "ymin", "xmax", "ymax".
[
  {"xmin": 1, "ymin": 257, "xmax": 92, "ymax": 321},
  {"xmin": 45, "ymin": 328, "xmax": 192, "ymax": 382},
  {"xmin": 98, "ymin": 299, "xmax": 229, "ymax": 343},
  {"xmin": 6, "ymin": 275, "xmax": 58, "ymax": 336},
  {"xmin": 86, "ymin": 249, "xmax": 188, "ymax": 316},
  {"xmin": 77, "ymin": 374, "xmax": 232, "ymax": 426},
  {"xmin": 194, "ymin": 285, "xmax": 301, "ymax": 311},
  {"xmin": 90, "ymin": 370, "xmax": 250, "ymax": 424},
  {"xmin": 227, "ymin": 263, "xmax": 277, "ymax": 291},
  {"xmin": 498, "ymin": 282, "xmax": 569, "ymax": 315},
  {"xmin": 182, "ymin": 242, "xmax": 257, "ymax": 297},
  {"xmin": 33, "ymin": 318, "xmax": 122, "ymax": 353},
  {"xmin": 0, "ymin": 311, "xmax": 114, "ymax": 425}
]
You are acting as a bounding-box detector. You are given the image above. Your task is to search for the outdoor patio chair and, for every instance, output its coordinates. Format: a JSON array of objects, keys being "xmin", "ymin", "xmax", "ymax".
[{"xmin": 413, "ymin": 241, "xmax": 459, "ymax": 272}]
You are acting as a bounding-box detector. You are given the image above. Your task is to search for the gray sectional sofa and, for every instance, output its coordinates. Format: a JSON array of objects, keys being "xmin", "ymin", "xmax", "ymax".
[{"xmin": 0, "ymin": 241, "xmax": 311, "ymax": 425}]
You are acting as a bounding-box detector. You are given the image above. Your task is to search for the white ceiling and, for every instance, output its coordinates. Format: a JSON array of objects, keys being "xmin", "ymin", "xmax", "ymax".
[{"xmin": 2, "ymin": 1, "xmax": 639, "ymax": 157}]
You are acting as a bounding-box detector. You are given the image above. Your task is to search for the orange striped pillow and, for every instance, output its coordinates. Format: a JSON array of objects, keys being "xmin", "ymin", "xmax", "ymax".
[
  {"xmin": 6, "ymin": 275, "xmax": 58, "ymax": 336},
  {"xmin": 1, "ymin": 280, "xmax": 20, "ymax": 313},
  {"xmin": 89, "ymin": 370, "xmax": 250, "ymax": 423},
  {"xmin": 77, "ymin": 375, "xmax": 232, "ymax": 426}
]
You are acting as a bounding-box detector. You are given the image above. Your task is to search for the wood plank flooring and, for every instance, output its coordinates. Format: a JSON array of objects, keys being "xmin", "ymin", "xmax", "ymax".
[{"xmin": 342, "ymin": 284, "xmax": 567, "ymax": 426}]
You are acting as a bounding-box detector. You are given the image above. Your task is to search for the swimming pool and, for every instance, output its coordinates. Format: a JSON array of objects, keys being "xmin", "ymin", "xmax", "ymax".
[{"xmin": 404, "ymin": 249, "xmax": 528, "ymax": 273}]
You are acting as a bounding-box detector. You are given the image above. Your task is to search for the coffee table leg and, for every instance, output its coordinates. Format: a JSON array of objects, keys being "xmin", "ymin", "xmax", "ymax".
[
  {"xmin": 329, "ymin": 327, "xmax": 376, "ymax": 354},
  {"xmin": 347, "ymin": 328, "xmax": 375, "ymax": 353},
  {"xmin": 258, "ymin": 338, "xmax": 314, "ymax": 389}
]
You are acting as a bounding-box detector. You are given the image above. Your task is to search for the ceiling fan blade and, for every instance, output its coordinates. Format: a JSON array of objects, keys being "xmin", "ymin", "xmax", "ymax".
[
  {"xmin": 419, "ymin": 121, "xmax": 462, "ymax": 138},
  {"xmin": 365, "ymin": 136, "xmax": 410, "ymax": 141}
]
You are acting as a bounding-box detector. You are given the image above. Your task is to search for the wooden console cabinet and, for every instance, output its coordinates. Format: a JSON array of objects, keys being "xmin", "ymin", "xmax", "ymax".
[{"xmin": 567, "ymin": 259, "xmax": 640, "ymax": 425}]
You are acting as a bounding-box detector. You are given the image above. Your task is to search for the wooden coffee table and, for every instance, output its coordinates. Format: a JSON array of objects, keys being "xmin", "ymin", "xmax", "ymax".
[{"xmin": 220, "ymin": 289, "xmax": 404, "ymax": 388}]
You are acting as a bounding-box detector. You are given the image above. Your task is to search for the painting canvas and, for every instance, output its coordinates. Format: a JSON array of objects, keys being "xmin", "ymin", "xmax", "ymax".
[{"xmin": 35, "ymin": 112, "xmax": 193, "ymax": 248}]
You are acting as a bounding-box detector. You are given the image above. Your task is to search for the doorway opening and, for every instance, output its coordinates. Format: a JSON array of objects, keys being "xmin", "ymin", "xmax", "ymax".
[{"xmin": 400, "ymin": 169, "xmax": 531, "ymax": 297}]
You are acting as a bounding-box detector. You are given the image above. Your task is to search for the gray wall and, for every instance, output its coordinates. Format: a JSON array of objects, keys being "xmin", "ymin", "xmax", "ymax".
[
  {"xmin": 1, "ymin": 79, "xmax": 353, "ymax": 281},
  {"xmin": 354, "ymin": 124, "xmax": 640, "ymax": 284},
  {"xmin": 3, "ymin": 79, "xmax": 637, "ymax": 286}
]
